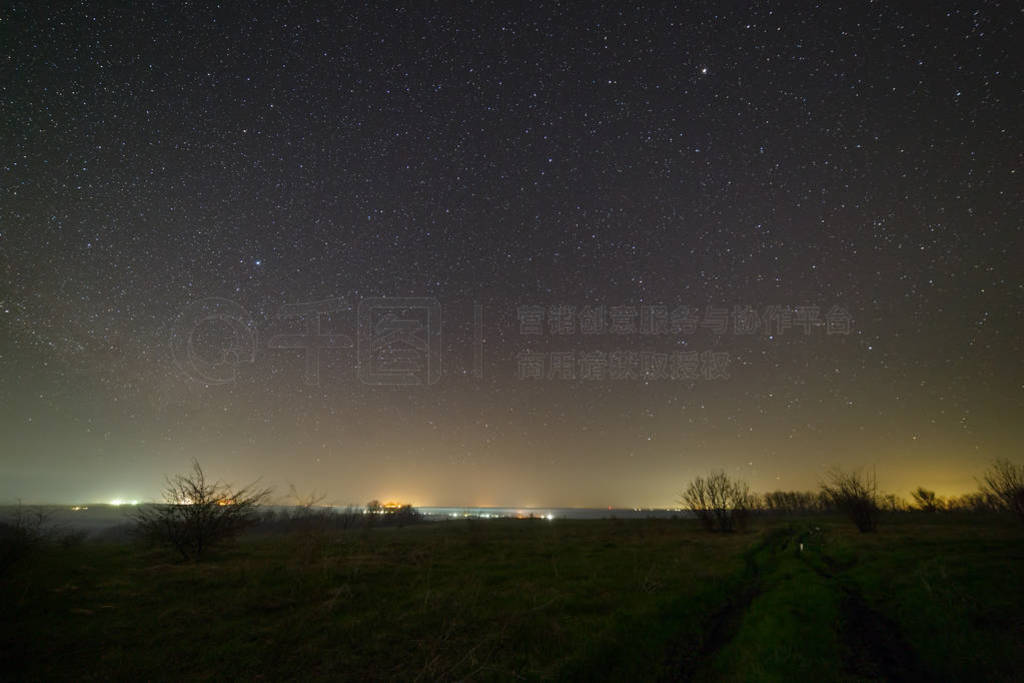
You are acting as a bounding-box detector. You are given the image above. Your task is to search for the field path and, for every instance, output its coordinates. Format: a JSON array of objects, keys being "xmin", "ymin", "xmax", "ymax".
[
  {"xmin": 663, "ymin": 524, "xmax": 927, "ymax": 681},
  {"xmin": 799, "ymin": 534, "xmax": 926, "ymax": 682}
]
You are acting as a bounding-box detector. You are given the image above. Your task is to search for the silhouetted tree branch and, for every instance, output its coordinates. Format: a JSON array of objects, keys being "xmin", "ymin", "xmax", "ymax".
[
  {"xmin": 978, "ymin": 458, "xmax": 1024, "ymax": 522},
  {"xmin": 910, "ymin": 487, "xmax": 941, "ymax": 512},
  {"xmin": 821, "ymin": 466, "xmax": 879, "ymax": 532},
  {"xmin": 681, "ymin": 470, "xmax": 753, "ymax": 532},
  {"xmin": 131, "ymin": 459, "xmax": 271, "ymax": 560}
]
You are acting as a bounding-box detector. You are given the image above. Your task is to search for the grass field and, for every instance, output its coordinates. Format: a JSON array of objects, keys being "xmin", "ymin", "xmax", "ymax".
[{"xmin": 2, "ymin": 515, "xmax": 1022, "ymax": 681}]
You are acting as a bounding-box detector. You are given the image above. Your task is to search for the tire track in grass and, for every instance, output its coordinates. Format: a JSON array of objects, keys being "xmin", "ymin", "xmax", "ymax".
[
  {"xmin": 671, "ymin": 524, "xmax": 928, "ymax": 681},
  {"xmin": 798, "ymin": 534, "xmax": 927, "ymax": 682},
  {"xmin": 657, "ymin": 526, "xmax": 794, "ymax": 681}
]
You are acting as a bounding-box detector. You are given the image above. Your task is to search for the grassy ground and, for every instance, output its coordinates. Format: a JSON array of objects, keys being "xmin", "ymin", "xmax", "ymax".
[{"xmin": 1, "ymin": 515, "xmax": 1021, "ymax": 681}]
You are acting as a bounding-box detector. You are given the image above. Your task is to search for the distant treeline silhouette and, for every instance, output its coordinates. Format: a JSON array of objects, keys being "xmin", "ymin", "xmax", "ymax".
[
  {"xmin": 3, "ymin": 459, "xmax": 1021, "ymax": 568},
  {"xmin": 682, "ymin": 459, "xmax": 1024, "ymax": 533}
]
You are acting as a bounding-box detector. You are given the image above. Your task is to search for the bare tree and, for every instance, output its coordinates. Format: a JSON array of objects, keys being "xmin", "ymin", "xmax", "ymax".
[
  {"xmin": 820, "ymin": 466, "xmax": 879, "ymax": 532},
  {"xmin": 978, "ymin": 458, "xmax": 1024, "ymax": 522},
  {"xmin": 762, "ymin": 490, "xmax": 823, "ymax": 515},
  {"xmin": 681, "ymin": 470, "xmax": 754, "ymax": 532},
  {"xmin": 0, "ymin": 502, "xmax": 52, "ymax": 574},
  {"xmin": 286, "ymin": 484, "xmax": 331, "ymax": 530},
  {"xmin": 329, "ymin": 504, "xmax": 363, "ymax": 530},
  {"xmin": 131, "ymin": 459, "xmax": 271, "ymax": 560},
  {"xmin": 282, "ymin": 485, "xmax": 335, "ymax": 563},
  {"xmin": 910, "ymin": 487, "xmax": 941, "ymax": 513},
  {"xmin": 288, "ymin": 484, "xmax": 328, "ymax": 511},
  {"xmin": 944, "ymin": 491, "xmax": 1000, "ymax": 513},
  {"xmin": 880, "ymin": 493, "xmax": 908, "ymax": 513}
]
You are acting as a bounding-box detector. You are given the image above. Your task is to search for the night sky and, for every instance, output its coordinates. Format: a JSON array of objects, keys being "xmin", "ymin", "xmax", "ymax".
[{"xmin": 2, "ymin": 2, "xmax": 1021, "ymax": 507}]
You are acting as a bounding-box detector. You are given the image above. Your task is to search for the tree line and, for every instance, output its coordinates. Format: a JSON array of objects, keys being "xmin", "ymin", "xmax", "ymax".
[
  {"xmin": 682, "ymin": 459, "xmax": 1024, "ymax": 533},
  {"xmin": 4, "ymin": 458, "xmax": 1022, "ymax": 568}
]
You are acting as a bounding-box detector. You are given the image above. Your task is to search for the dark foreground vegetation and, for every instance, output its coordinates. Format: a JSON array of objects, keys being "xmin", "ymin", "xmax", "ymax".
[{"xmin": 2, "ymin": 513, "xmax": 1022, "ymax": 681}]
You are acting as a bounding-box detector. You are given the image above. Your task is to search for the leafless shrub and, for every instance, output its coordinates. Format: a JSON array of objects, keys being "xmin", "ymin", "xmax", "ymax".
[
  {"xmin": 0, "ymin": 503, "xmax": 52, "ymax": 573},
  {"xmin": 130, "ymin": 459, "xmax": 271, "ymax": 560},
  {"xmin": 880, "ymin": 493, "xmax": 908, "ymax": 512},
  {"xmin": 944, "ymin": 491, "xmax": 1001, "ymax": 513},
  {"xmin": 286, "ymin": 485, "xmax": 332, "ymax": 529},
  {"xmin": 336, "ymin": 505, "xmax": 364, "ymax": 529},
  {"xmin": 761, "ymin": 490, "xmax": 823, "ymax": 515},
  {"xmin": 978, "ymin": 458, "xmax": 1024, "ymax": 522},
  {"xmin": 288, "ymin": 485, "xmax": 327, "ymax": 510},
  {"xmin": 910, "ymin": 487, "xmax": 942, "ymax": 513},
  {"xmin": 820, "ymin": 466, "xmax": 879, "ymax": 532},
  {"xmin": 681, "ymin": 470, "xmax": 754, "ymax": 532},
  {"xmin": 285, "ymin": 485, "xmax": 336, "ymax": 563}
]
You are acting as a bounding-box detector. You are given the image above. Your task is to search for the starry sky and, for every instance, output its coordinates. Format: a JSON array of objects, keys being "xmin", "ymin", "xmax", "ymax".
[{"xmin": 2, "ymin": 2, "xmax": 1021, "ymax": 506}]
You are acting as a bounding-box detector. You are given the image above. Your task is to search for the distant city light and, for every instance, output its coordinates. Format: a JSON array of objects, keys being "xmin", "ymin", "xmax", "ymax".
[{"xmin": 109, "ymin": 498, "xmax": 138, "ymax": 506}]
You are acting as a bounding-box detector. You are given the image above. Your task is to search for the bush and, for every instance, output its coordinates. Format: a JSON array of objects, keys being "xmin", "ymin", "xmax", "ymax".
[
  {"xmin": 281, "ymin": 487, "xmax": 338, "ymax": 564},
  {"xmin": 820, "ymin": 467, "xmax": 879, "ymax": 532},
  {"xmin": 944, "ymin": 492, "xmax": 1000, "ymax": 513},
  {"xmin": 389, "ymin": 504, "xmax": 423, "ymax": 527},
  {"xmin": 285, "ymin": 486, "xmax": 332, "ymax": 531},
  {"xmin": 0, "ymin": 504, "xmax": 51, "ymax": 574},
  {"xmin": 363, "ymin": 500, "xmax": 423, "ymax": 528},
  {"xmin": 681, "ymin": 470, "xmax": 754, "ymax": 532},
  {"xmin": 761, "ymin": 490, "xmax": 823, "ymax": 515},
  {"xmin": 336, "ymin": 505, "xmax": 365, "ymax": 529},
  {"xmin": 978, "ymin": 459, "xmax": 1024, "ymax": 522},
  {"xmin": 880, "ymin": 493, "xmax": 908, "ymax": 512},
  {"xmin": 910, "ymin": 487, "xmax": 941, "ymax": 513},
  {"xmin": 131, "ymin": 460, "xmax": 271, "ymax": 560}
]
